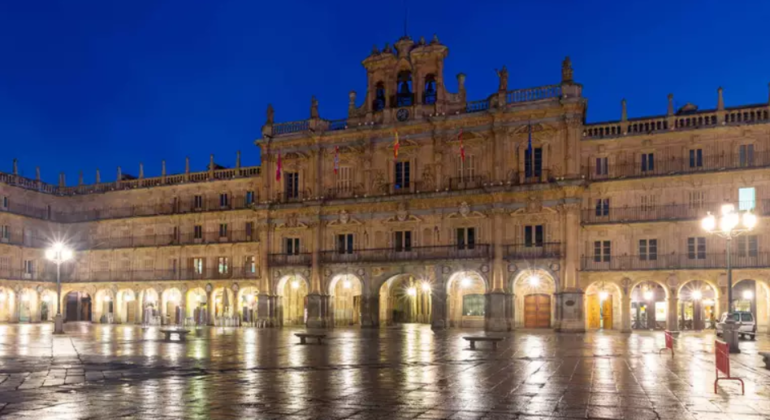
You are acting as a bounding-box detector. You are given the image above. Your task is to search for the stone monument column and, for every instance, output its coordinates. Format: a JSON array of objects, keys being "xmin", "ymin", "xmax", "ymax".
[
  {"xmin": 306, "ymin": 211, "xmax": 327, "ymax": 328},
  {"xmin": 558, "ymin": 201, "xmax": 585, "ymax": 332},
  {"xmin": 486, "ymin": 207, "xmax": 508, "ymax": 332}
]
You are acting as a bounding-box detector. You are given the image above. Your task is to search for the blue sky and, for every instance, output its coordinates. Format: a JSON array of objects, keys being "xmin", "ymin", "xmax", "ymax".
[{"xmin": 1, "ymin": 0, "xmax": 769, "ymax": 184}]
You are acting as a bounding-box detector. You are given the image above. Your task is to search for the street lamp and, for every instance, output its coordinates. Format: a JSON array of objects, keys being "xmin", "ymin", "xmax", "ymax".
[
  {"xmin": 702, "ymin": 203, "xmax": 757, "ymax": 312},
  {"xmin": 45, "ymin": 242, "xmax": 73, "ymax": 334}
]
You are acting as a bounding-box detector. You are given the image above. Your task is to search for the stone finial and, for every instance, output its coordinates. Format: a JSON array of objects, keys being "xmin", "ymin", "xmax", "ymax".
[
  {"xmin": 383, "ymin": 43, "xmax": 392, "ymax": 53},
  {"xmin": 371, "ymin": 44, "xmax": 379, "ymax": 55},
  {"xmin": 117, "ymin": 166, "xmax": 122, "ymax": 181},
  {"xmin": 495, "ymin": 66, "xmax": 509, "ymax": 91},
  {"xmin": 310, "ymin": 96, "xmax": 319, "ymax": 119},
  {"xmin": 185, "ymin": 157, "xmax": 190, "ymax": 174},
  {"xmin": 457, "ymin": 73, "xmax": 466, "ymax": 90},
  {"xmin": 59, "ymin": 172, "xmax": 65, "ymax": 187},
  {"xmin": 419, "ymin": 36, "xmax": 426, "ymax": 45},
  {"xmin": 667, "ymin": 93, "xmax": 674, "ymax": 116},
  {"xmin": 139, "ymin": 162, "xmax": 144, "ymax": 179},
  {"xmin": 95, "ymin": 169, "xmax": 101, "ymax": 184},
  {"xmin": 348, "ymin": 90, "xmax": 356, "ymax": 109},
  {"xmin": 717, "ymin": 87, "xmax": 724, "ymax": 111},
  {"xmin": 431, "ymin": 34, "xmax": 440, "ymax": 44},
  {"xmin": 266, "ymin": 103, "xmax": 274, "ymax": 125},
  {"xmin": 78, "ymin": 171, "xmax": 84, "ymax": 185},
  {"xmin": 236, "ymin": 151, "xmax": 241, "ymax": 168},
  {"xmin": 621, "ymin": 99, "xmax": 628, "ymax": 122},
  {"xmin": 161, "ymin": 160, "xmax": 166, "ymax": 177},
  {"xmin": 12, "ymin": 159, "xmax": 17, "ymax": 175},
  {"xmin": 209, "ymin": 154, "xmax": 215, "ymax": 171},
  {"xmin": 561, "ymin": 56, "xmax": 573, "ymax": 84},
  {"xmin": 35, "ymin": 167, "xmax": 40, "ymax": 181}
]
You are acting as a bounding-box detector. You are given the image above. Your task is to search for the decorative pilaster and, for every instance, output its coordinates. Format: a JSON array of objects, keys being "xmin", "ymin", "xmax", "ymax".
[
  {"xmin": 430, "ymin": 266, "xmax": 447, "ymax": 330},
  {"xmin": 558, "ymin": 201, "xmax": 585, "ymax": 332}
]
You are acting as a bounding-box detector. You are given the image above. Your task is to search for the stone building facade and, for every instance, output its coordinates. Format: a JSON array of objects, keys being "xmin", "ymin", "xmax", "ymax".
[{"xmin": 1, "ymin": 35, "xmax": 769, "ymax": 333}]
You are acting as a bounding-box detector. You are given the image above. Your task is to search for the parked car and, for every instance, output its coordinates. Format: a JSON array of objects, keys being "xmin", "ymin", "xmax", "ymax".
[{"xmin": 715, "ymin": 311, "xmax": 756, "ymax": 340}]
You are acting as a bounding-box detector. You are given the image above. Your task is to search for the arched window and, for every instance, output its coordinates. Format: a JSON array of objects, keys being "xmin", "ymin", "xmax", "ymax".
[
  {"xmin": 396, "ymin": 71, "xmax": 413, "ymax": 107},
  {"xmin": 372, "ymin": 82, "xmax": 385, "ymax": 112},
  {"xmin": 423, "ymin": 74, "xmax": 437, "ymax": 105}
]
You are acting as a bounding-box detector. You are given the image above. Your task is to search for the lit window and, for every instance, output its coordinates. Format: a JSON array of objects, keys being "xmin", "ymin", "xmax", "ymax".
[{"xmin": 739, "ymin": 187, "xmax": 755, "ymax": 211}]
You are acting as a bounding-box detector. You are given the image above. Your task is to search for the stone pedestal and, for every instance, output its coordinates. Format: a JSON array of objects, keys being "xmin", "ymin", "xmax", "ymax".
[
  {"xmin": 53, "ymin": 313, "xmax": 64, "ymax": 334},
  {"xmin": 557, "ymin": 289, "xmax": 585, "ymax": 333},
  {"xmin": 360, "ymin": 295, "xmax": 379, "ymax": 328},
  {"xmin": 723, "ymin": 318, "xmax": 741, "ymax": 354},
  {"xmin": 485, "ymin": 291, "xmax": 508, "ymax": 332},
  {"xmin": 305, "ymin": 293, "xmax": 326, "ymax": 328}
]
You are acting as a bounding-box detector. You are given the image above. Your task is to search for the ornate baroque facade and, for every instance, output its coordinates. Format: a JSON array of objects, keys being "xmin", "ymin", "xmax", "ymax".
[{"xmin": 2, "ymin": 35, "xmax": 770, "ymax": 333}]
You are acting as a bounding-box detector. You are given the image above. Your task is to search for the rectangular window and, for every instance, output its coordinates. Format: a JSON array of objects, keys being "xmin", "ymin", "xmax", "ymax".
[
  {"xmin": 525, "ymin": 147, "xmax": 543, "ymax": 178},
  {"xmin": 0, "ymin": 196, "xmax": 6, "ymax": 209},
  {"xmin": 737, "ymin": 235, "xmax": 759, "ymax": 258},
  {"xmin": 218, "ymin": 257, "xmax": 229, "ymax": 274},
  {"xmin": 23, "ymin": 260, "xmax": 33, "ymax": 274},
  {"xmin": 456, "ymin": 228, "xmax": 476, "ymax": 250},
  {"xmin": 595, "ymin": 198, "xmax": 610, "ymax": 217},
  {"xmin": 595, "ymin": 157, "xmax": 608, "ymax": 176},
  {"xmin": 194, "ymin": 225, "xmax": 203, "ymax": 239},
  {"xmin": 740, "ymin": 144, "xmax": 754, "ymax": 167},
  {"xmin": 192, "ymin": 257, "xmax": 204, "ymax": 274},
  {"xmin": 394, "ymin": 231, "xmax": 412, "ymax": 252},
  {"xmin": 285, "ymin": 172, "xmax": 299, "ymax": 199},
  {"xmin": 245, "ymin": 256, "xmax": 257, "ymax": 273},
  {"xmin": 394, "ymin": 162, "xmax": 411, "ymax": 190},
  {"xmin": 688, "ymin": 237, "xmax": 706, "ymax": 259},
  {"xmin": 0, "ymin": 225, "xmax": 9, "ymax": 240},
  {"xmin": 336, "ymin": 167, "xmax": 351, "ymax": 192},
  {"xmin": 639, "ymin": 239, "xmax": 658, "ymax": 261},
  {"xmin": 689, "ymin": 149, "xmax": 703, "ymax": 168},
  {"xmin": 688, "ymin": 191, "xmax": 705, "ymax": 209},
  {"xmin": 220, "ymin": 193, "xmax": 229, "ymax": 208},
  {"xmin": 285, "ymin": 238, "xmax": 300, "ymax": 255},
  {"xmin": 458, "ymin": 155, "xmax": 477, "ymax": 178},
  {"xmin": 739, "ymin": 187, "xmax": 756, "ymax": 211},
  {"xmin": 219, "ymin": 223, "xmax": 228, "ymax": 238},
  {"xmin": 193, "ymin": 195, "xmax": 203, "ymax": 210},
  {"xmin": 641, "ymin": 153, "xmax": 654, "ymax": 172},
  {"xmin": 245, "ymin": 191, "xmax": 255, "ymax": 205},
  {"xmin": 524, "ymin": 225, "xmax": 545, "ymax": 247},
  {"xmin": 337, "ymin": 234, "xmax": 354, "ymax": 254},
  {"xmin": 593, "ymin": 241, "xmax": 611, "ymax": 262}
]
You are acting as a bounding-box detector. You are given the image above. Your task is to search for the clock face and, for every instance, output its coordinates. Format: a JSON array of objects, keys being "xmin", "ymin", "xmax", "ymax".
[{"xmin": 396, "ymin": 108, "xmax": 409, "ymax": 122}]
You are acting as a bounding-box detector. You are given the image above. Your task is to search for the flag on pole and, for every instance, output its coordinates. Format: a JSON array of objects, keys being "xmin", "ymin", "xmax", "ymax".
[
  {"xmin": 394, "ymin": 131, "xmax": 400, "ymax": 160},
  {"xmin": 458, "ymin": 129, "xmax": 465, "ymax": 162},
  {"xmin": 276, "ymin": 152, "xmax": 282, "ymax": 182},
  {"xmin": 333, "ymin": 146, "xmax": 339, "ymax": 175},
  {"xmin": 527, "ymin": 121, "xmax": 533, "ymax": 155}
]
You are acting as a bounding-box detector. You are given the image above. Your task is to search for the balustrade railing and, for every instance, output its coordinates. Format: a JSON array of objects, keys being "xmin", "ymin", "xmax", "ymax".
[
  {"xmin": 581, "ymin": 253, "xmax": 770, "ymax": 271},
  {"xmin": 273, "ymin": 120, "xmax": 309, "ymax": 135},
  {"xmin": 59, "ymin": 267, "xmax": 258, "ymax": 283},
  {"xmin": 320, "ymin": 245, "xmax": 490, "ymax": 264},
  {"xmin": 505, "ymin": 243, "xmax": 563, "ymax": 260},
  {"xmin": 327, "ymin": 119, "xmax": 348, "ymax": 131},
  {"xmin": 268, "ymin": 253, "xmax": 312, "ymax": 267},
  {"xmin": 448, "ymin": 175, "xmax": 486, "ymax": 191},
  {"xmin": 506, "ymin": 85, "xmax": 561, "ymax": 104},
  {"xmin": 580, "ymin": 202, "xmax": 745, "ymax": 225},
  {"xmin": 466, "ymin": 99, "xmax": 490, "ymax": 113}
]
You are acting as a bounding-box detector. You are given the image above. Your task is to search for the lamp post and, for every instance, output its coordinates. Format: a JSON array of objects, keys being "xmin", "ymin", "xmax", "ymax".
[
  {"xmin": 701, "ymin": 203, "xmax": 757, "ymax": 313},
  {"xmin": 45, "ymin": 242, "xmax": 73, "ymax": 334}
]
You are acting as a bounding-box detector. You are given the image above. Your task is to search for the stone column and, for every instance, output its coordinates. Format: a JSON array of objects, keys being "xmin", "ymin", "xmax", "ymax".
[
  {"xmin": 360, "ymin": 294, "xmax": 379, "ymax": 328},
  {"xmin": 306, "ymin": 210, "xmax": 326, "ymax": 328},
  {"xmin": 487, "ymin": 207, "xmax": 508, "ymax": 331},
  {"xmin": 559, "ymin": 201, "xmax": 585, "ymax": 332},
  {"xmin": 620, "ymin": 293, "xmax": 632, "ymax": 333},
  {"xmin": 206, "ymin": 289, "xmax": 214, "ymax": 326},
  {"xmin": 431, "ymin": 266, "xmax": 447, "ymax": 330},
  {"xmin": 667, "ymin": 291, "xmax": 679, "ymax": 332}
]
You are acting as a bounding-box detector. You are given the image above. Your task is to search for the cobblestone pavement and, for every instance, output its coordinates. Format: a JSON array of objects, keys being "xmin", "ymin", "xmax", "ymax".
[{"xmin": 0, "ymin": 324, "xmax": 768, "ymax": 419}]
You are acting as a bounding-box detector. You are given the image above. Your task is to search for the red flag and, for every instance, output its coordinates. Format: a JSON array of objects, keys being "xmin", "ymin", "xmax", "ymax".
[
  {"xmin": 459, "ymin": 129, "xmax": 465, "ymax": 162},
  {"xmin": 275, "ymin": 152, "xmax": 282, "ymax": 182},
  {"xmin": 394, "ymin": 131, "xmax": 400, "ymax": 160},
  {"xmin": 333, "ymin": 146, "xmax": 339, "ymax": 175}
]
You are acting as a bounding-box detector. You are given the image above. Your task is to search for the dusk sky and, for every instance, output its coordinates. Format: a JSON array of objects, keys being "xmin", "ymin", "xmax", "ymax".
[{"xmin": 1, "ymin": 0, "xmax": 769, "ymax": 184}]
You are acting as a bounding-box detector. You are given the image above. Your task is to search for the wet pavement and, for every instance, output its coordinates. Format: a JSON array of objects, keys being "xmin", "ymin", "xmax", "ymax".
[{"xmin": 0, "ymin": 324, "xmax": 767, "ymax": 419}]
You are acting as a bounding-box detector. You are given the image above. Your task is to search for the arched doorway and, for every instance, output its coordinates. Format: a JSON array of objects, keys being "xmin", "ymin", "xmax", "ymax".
[
  {"xmin": 40, "ymin": 290, "xmax": 56, "ymax": 322},
  {"xmin": 630, "ymin": 282, "xmax": 667, "ymax": 330},
  {"xmin": 116, "ymin": 289, "xmax": 137, "ymax": 324},
  {"xmin": 18, "ymin": 289, "xmax": 37, "ymax": 323},
  {"xmin": 379, "ymin": 274, "xmax": 431, "ymax": 326},
  {"xmin": 237, "ymin": 287, "xmax": 259, "ymax": 325},
  {"xmin": 585, "ymin": 282, "xmax": 622, "ymax": 330},
  {"xmin": 678, "ymin": 280, "xmax": 717, "ymax": 330},
  {"xmin": 511, "ymin": 270, "xmax": 555, "ymax": 329},
  {"xmin": 186, "ymin": 287, "xmax": 207, "ymax": 326},
  {"xmin": 64, "ymin": 291, "xmax": 92, "ymax": 322},
  {"xmin": 139, "ymin": 289, "xmax": 160, "ymax": 325},
  {"xmin": 94, "ymin": 289, "xmax": 115, "ymax": 323},
  {"xmin": 161, "ymin": 288, "xmax": 182, "ymax": 325},
  {"xmin": 0, "ymin": 288, "xmax": 15, "ymax": 322},
  {"xmin": 446, "ymin": 271, "xmax": 487, "ymax": 328},
  {"xmin": 733, "ymin": 279, "xmax": 769, "ymax": 333},
  {"xmin": 212, "ymin": 288, "xmax": 236, "ymax": 326},
  {"xmin": 329, "ymin": 274, "xmax": 362, "ymax": 326},
  {"xmin": 277, "ymin": 275, "xmax": 308, "ymax": 326}
]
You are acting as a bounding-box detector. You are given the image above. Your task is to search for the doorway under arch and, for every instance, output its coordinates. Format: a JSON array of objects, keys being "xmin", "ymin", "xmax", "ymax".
[
  {"xmin": 379, "ymin": 274, "xmax": 431, "ymax": 326},
  {"xmin": 585, "ymin": 282, "xmax": 622, "ymax": 330},
  {"xmin": 511, "ymin": 270, "xmax": 556, "ymax": 329},
  {"xmin": 116, "ymin": 289, "xmax": 137, "ymax": 324},
  {"xmin": 64, "ymin": 291, "xmax": 92, "ymax": 322},
  {"xmin": 186, "ymin": 287, "xmax": 207, "ymax": 325},
  {"xmin": 446, "ymin": 271, "xmax": 487, "ymax": 328},
  {"xmin": 237, "ymin": 287, "xmax": 259, "ymax": 325},
  {"xmin": 161, "ymin": 288, "xmax": 182, "ymax": 325},
  {"xmin": 277, "ymin": 275, "xmax": 309, "ymax": 326},
  {"xmin": 733, "ymin": 279, "xmax": 769, "ymax": 333},
  {"xmin": 94, "ymin": 289, "xmax": 115, "ymax": 323},
  {"xmin": 630, "ymin": 281, "xmax": 668, "ymax": 330},
  {"xmin": 678, "ymin": 280, "xmax": 717, "ymax": 330},
  {"xmin": 139, "ymin": 288, "xmax": 160, "ymax": 325},
  {"xmin": 329, "ymin": 274, "xmax": 363, "ymax": 326},
  {"xmin": 0, "ymin": 288, "xmax": 15, "ymax": 322},
  {"xmin": 40, "ymin": 290, "xmax": 56, "ymax": 322},
  {"xmin": 212, "ymin": 288, "xmax": 236, "ymax": 325},
  {"xmin": 17, "ymin": 289, "xmax": 38, "ymax": 323}
]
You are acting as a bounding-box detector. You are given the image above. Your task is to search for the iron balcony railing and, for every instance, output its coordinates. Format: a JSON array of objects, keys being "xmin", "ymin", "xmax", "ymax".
[
  {"xmin": 84, "ymin": 230, "xmax": 257, "ymax": 250},
  {"xmin": 320, "ymin": 245, "xmax": 491, "ymax": 264},
  {"xmin": 0, "ymin": 234, "xmax": 55, "ymax": 249},
  {"xmin": 268, "ymin": 253, "xmax": 313, "ymax": 267},
  {"xmin": 59, "ymin": 267, "xmax": 259, "ymax": 283},
  {"xmin": 581, "ymin": 253, "xmax": 770, "ymax": 271},
  {"xmin": 0, "ymin": 269, "xmax": 55, "ymax": 282},
  {"xmin": 505, "ymin": 243, "xmax": 563, "ymax": 260},
  {"xmin": 582, "ymin": 201, "xmax": 764, "ymax": 225}
]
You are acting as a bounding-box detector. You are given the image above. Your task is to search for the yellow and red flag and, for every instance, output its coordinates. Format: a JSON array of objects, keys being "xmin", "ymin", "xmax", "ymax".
[{"xmin": 393, "ymin": 131, "xmax": 400, "ymax": 160}]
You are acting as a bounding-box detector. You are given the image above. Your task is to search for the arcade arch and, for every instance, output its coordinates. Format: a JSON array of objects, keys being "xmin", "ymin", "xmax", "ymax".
[
  {"xmin": 510, "ymin": 269, "xmax": 556, "ymax": 329},
  {"xmin": 379, "ymin": 273, "xmax": 431, "ymax": 326},
  {"xmin": 329, "ymin": 274, "xmax": 363, "ymax": 326},
  {"xmin": 446, "ymin": 270, "xmax": 487, "ymax": 328},
  {"xmin": 277, "ymin": 274, "xmax": 309, "ymax": 326}
]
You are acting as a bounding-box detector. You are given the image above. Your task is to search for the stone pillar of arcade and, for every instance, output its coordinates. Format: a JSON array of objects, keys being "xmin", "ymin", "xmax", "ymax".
[
  {"xmin": 486, "ymin": 207, "xmax": 509, "ymax": 332},
  {"xmin": 667, "ymin": 275, "xmax": 679, "ymax": 332},
  {"xmin": 557, "ymin": 200, "xmax": 585, "ymax": 332},
  {"xmin": 620, "ymin": 278, "xmax": 632, "ymax": 333},
  {"xmin": 431, "ymin": 265, "xmax": 448, "ymax": 330},
  {"xmin": 359, "ymin": 268, "xmax": 379, "ymax": 328},
  {"xmin": 257, "ymin": 217, "xmax": 275, "ymax": 327},
  {"xmin": 306, "ymin": 207, "xmax": 327, "ymax": 328}
]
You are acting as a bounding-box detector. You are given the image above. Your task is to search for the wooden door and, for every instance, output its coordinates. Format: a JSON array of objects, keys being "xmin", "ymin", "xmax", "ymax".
[
  {"xmin": 524, "ymin": 294, "xmax": 551, "ymax": 328},
  {"xmin": 586, "ymin": 294, "xmax": 601, "ymax": 329},
  {"xmin": 601, "ymin": 296, "xmax": 613, "ymax": 329}
]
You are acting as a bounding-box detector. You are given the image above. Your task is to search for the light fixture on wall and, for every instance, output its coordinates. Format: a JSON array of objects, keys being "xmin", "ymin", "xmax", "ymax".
[
  {"xmin": 743, "ymin": 290, "xmax": 754, "ymax": 300},
  {"xmin": 691, "ymin": 290, "xmax": 703, "ymax": 301},
  {"xmin": 42, "ymin": 295, "xmax": 50, "ymax": 303},
  {"xmin": 643, "ymin": 289, "xmax": 654, "ymax": 301},
  {"xmin": 343, "ymin": 276, "xmax": 351, "ymax": 289},
  {"xmin": 528, "ymin": 275, "xmax": 540, "ymax": 287},
  {"xmin": 407, "ymin": 287, "xmax": 417, "ymax": 297},
  {"xmin": 421, "ymin": 282, "xmax": 431, "ymax": 292},
  {"xmin": 21, "ymin": 294, "xmax": 29, "ymax": 302},
  {"xmin": 461, "ymin": 277, "xmax": 471, "ymax": 288},
  {"xmin": 103, "ymin": 295, "xmax": 111, "ymax": 302},
  {"xmin": 599, "ymin": 291, "xmax": 609, "ymax": 301},
  {"xmin": 291, "ymin": 280, "xmax": 300, "ymax": 289},
  {"xmin": 0, "ymin": 292, "xmax": 6, "ymax": 302}
]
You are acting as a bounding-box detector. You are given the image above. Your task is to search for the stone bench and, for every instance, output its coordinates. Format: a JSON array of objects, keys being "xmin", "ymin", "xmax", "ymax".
[
  {"xmin": 161, "ymin": 329, "xmax": 191, "ymax": 342},
  {"xmin": 760, "ymin": 352, "xmax": 770, "ymax": 369},
  {"xmin": 463, "ymin": 336, "xmax": 504, "ymax": 350},
  {"xmin": 295, "ymin": 333, "xmax": 326, "ymax": 345}
]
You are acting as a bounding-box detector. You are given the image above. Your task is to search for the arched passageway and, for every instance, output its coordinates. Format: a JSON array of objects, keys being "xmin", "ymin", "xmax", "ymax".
[
  {"xmin": 379, "ymin": 274, "xmax": 431, "ymax": 326},
  {"xmin": 0, "ymin": 289, "xmax": 16, "ymax": 323},
  {"xmin": 678, "ymin": 280, "xmax": 717, "ymax": 330},
  {"xmin": 64, "ymin": 291, "xmax": 92, "ymax": 322},
  {"xmin": 277, "ymin": 275, "xmax": 308, "ymax": 326},
  {"xmin": 237, "ymin": 287, "xmax": 259, "ymax": 325},
  {"xmin": 511, "ymin": 270, "xmax": 556, "ymax": 329},
  {"xmin": 139, "ymin": 289, "xmax": 160, "ymax": 325},
  {"xmin": 446, "ymin": 271, "xmax": 487, "ymax": 328},
  {"xmin": 329, "ymin": 274, "xmax": 363, "ymax": 326},
  {"xmin": 40, "ymin": 290, "xmax": 56, "ymax": 322},
  {"xmin": 161, "ymin": 288, "xmax": 182, "ymax": 325},
  {"xmin": 116, "ymin": 289, "xmax": 136, "ymax": 324},
  {"xmin": 733, "ymin": 279, "xmax": 769, "ymax": 333},
  {"xmin": 630, "ymin": 282, "xmax": 667, "ymax": 330},
  {"xmin": 585, "ymin": 282, "xmax": 622, "ymax": 330},
  {"xmin": 94, "ymin": 289, "xmax": 115, "ymax": 323},
  {"xmin": 17, "ymin": 289, "xmax": 38, "ymax": 323},
  {"xmin": 212, "ymin": 288, "xmax": 236, "ymax": 326},
  {"xmin": 186, "ymin": 287, "xmax": 207, "ymax": 325}
]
